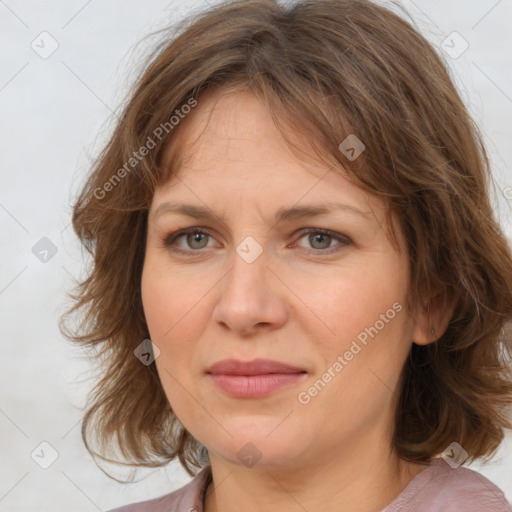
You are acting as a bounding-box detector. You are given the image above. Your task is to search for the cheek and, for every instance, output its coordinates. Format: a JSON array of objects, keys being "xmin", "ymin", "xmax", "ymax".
[
  {"xmin": 141, "ymin": 264, "xmax": 170, "ymax": 339},
  {"xmin": 300, "ymin": 283, "xmax": 409, "ymax": 431},
  {"xmin": 140, "ymin": 255, "xmax": 214, "ymax": 377},
  {"xmin": 304, "ymin": 257, "xmax": 410, "ymax": 395},
  {"xmin": 307, "ymin": 260, "xmax": 406, "ymax": 340},
  {"xmin": 142, "ymin": 255, "xmax": 198, "ymax": 338},
  {"xmin": 141, "ymin": 260, "xmax": 203, "ymax": 418}
]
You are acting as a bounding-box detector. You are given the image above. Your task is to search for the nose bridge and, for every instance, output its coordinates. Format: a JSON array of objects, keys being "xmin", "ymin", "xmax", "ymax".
[
  {"xmin": 224, "ymin": 237, "xmax": 268, "ymax": 301},
  {"xmin": 212, "ymin": 236, "xmax": 287, "ymax": 333}
]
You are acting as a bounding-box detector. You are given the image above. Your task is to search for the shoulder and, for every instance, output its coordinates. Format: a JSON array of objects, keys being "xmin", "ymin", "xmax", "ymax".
[
  {"xmin": 384, "ymin": 458, "xmax": 512, "ymax": 512},
  {"xmin": 106, "ymin": 465, "xmax": 212, "ymax": 512}
]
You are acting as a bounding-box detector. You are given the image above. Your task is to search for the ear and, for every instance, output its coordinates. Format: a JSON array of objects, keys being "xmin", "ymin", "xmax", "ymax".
[{"xmin": 410, "ymin": 286, "xmax": 457, "ymax": 346}]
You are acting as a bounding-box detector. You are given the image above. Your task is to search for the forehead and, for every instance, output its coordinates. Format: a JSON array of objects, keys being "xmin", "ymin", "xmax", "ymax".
[
  {"xmin": 162, "ymin": 88, "xmax": 309, "ymax": 177},
  {"xmin": 158, "ymin": 88, "xmax": 373, "ymax": 204}
]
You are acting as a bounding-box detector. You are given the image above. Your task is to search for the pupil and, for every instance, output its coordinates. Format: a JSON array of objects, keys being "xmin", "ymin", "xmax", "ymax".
[
  {"xmin": 188, "ymin": 233, "xmax": 207, "ymax": 248},
  {"xmin": 311, "ymin": 233, "xmax": 330, "ymax": 249}
]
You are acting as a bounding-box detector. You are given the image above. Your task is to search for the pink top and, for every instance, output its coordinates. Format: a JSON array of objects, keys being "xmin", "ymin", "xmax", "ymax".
[{"xmin": 108, "ymin": 458, "xmax": 511, "ymax": 511}]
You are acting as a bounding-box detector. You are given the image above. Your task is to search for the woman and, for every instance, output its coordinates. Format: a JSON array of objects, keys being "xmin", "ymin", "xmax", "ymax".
[{"xmin": 60, "ymin": 0, "xmax": 512, "ymax": 510}]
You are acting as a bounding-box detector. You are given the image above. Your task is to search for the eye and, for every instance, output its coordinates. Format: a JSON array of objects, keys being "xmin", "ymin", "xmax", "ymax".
[
  {"xmin": 292, "ymin": 228, "xmax": 351, "ymax": 254},
  {"xmin": 162, "ymin": 227, "xmax": 216, "ymax": 254},
  {"xmin": 161, "ymin": 227, "xmax": 351, "ymax": 256}
]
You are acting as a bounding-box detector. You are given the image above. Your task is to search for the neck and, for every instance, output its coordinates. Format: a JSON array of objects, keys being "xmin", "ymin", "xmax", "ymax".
[{"xmin": 203, "ymin": 427, "xmax": 428, "ymax": 512}]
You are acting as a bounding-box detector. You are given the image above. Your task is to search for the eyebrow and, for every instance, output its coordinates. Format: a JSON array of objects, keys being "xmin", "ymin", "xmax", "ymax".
[{"xmin": 152, "ymin": 201, "xmax": 372, "ymax": 224}]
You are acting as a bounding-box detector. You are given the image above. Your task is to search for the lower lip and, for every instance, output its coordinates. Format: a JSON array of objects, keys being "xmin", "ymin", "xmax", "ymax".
[{"xmin": 208, "ymin": 373, "xmax": 307, "ymax": 398}]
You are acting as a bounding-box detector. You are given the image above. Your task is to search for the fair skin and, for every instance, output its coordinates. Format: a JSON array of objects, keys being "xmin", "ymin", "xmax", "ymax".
[{"xmin": 141, "ymin": 87, "xmax": 453, "ymax": 512}]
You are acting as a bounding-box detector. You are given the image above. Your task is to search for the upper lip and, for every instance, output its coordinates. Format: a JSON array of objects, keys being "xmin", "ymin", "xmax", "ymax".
[{"xmin": 206, "ymin": 358, "xmax": 307, "ymax": 376}]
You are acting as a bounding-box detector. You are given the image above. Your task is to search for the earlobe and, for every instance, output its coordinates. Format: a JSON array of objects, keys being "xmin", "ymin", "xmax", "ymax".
[{"xmin": 411, "ymin": 287, "xmax": 457, "ymax": 346}]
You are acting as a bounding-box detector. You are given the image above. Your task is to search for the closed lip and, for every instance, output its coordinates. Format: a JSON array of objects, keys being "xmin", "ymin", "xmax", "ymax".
[{"xmin": 205, "ymin": 358, "xmax": 307, "ymax": 376}]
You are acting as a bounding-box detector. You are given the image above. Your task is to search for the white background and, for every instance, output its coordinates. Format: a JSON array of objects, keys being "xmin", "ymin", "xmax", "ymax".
[{"xmin": 1, "ymin": 0, "xmax": 511, "ymax": 510}]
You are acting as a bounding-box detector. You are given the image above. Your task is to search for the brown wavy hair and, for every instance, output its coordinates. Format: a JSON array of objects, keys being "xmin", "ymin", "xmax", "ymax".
[{"xmin": 59, "ymin": 0, "xmax": 512, "ymax": 479}]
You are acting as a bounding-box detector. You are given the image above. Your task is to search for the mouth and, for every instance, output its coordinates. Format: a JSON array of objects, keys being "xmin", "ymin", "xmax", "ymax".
[{"xmin": 205, "ymin": 358, "xmax": 308, "ymax": 398}]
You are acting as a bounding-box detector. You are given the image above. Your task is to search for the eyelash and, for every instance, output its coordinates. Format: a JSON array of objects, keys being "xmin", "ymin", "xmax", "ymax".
[{"xmin": 160, "ymin": 226, "xmax": 351, "ymax": 256}]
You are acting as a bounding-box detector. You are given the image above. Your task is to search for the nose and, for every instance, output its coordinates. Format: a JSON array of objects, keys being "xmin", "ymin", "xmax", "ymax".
[{"xmin": 211, "ymin": 244, "xmax": 288, "ymax": 336}]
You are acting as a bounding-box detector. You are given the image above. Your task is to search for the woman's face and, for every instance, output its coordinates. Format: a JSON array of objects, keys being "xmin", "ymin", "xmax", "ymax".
[{"xmin": 141, "ymin": 88, "xmax": 424, "ymax": 470}]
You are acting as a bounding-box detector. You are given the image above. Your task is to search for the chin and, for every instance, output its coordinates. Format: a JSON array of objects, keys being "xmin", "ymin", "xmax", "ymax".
[{"xmin": 197, "ymin": 419, "xmax": 308, "ymax": 469}]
